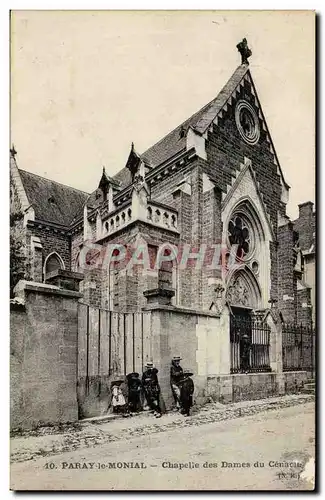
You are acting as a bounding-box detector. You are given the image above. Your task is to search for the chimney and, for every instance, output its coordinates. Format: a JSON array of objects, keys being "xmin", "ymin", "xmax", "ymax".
[
  {"xmin": 297, "ymin": 201, "xmax": 314, "ymax": 251},
  {"xmin": 298, "ymin": 201, "xmax": 313, "ymax": 221}
]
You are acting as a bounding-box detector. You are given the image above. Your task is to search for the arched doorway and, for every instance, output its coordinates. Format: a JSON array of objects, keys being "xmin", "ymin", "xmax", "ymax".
[
  {"xmin": 226, "ymin": 268, "xmax": 270, "ymax": 373},
  {"xmin": 226, "ymin": 267, "xmax": 262, "ymax": 310}
]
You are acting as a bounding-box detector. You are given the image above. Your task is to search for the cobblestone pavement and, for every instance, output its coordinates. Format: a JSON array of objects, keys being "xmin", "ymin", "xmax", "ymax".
[
  {"xmin": 10, "ymin": 400, "xmax": 315, "ymax": 491},
  {"xmin": 10, "ymin": 394, "xmax": 314, "ymax": 464}
]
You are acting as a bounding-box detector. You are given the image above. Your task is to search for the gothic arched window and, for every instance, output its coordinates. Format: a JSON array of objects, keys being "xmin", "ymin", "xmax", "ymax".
[
  {"xmin": 228, "ymin": 215, "xmax": 252, "ymax": 261},
  {"xmin": 44, "ymin": 252, "xmax": 64, "ymax": 280}
]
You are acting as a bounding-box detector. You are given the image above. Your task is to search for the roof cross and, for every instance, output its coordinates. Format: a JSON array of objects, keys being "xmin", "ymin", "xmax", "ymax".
[
  {"xmin": 236, "ymin": 38, "xmax": 252, "ymax": 65},
  {"xmin": 10, "ymin": 144, "xmax": 17, "ymax": 158}
]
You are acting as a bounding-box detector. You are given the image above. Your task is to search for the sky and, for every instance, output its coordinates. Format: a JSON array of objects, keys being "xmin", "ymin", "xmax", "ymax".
[{"xmin": 10, "ymin": 10, "xmax": 315, "ymax": 219}]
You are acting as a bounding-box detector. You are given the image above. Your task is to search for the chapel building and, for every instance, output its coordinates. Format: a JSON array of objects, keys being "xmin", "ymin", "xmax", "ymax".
[{"xmin": 10, "ymin": 40, "xmax": 314, "ymax": 328}]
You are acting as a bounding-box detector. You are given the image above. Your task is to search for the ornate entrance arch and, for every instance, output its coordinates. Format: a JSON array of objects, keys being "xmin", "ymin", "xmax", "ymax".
[
  {"xmin": 226, "ymin": 267, "xmax": 262, "ymax": 309},
  {"xmin": 227, "ymin": 268, "xmax": 270, "ymax": 374}
]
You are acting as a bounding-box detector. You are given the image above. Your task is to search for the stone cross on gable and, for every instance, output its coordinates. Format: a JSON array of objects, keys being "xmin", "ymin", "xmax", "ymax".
[
  {"xmin": 10, "ymin": 144, "xmax": 17, "ymax": 158},
  {"xmin": 236, "ymin": 38, "xmax": 252, "ymax": 65}
]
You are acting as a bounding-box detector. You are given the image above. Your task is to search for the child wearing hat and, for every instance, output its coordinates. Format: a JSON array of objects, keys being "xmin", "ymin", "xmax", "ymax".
[
  {"xmin": 111, "ymin": 378, "xmax": 127, "ymax": 414},
  {"xmin": 170, "ymin": 356, "xmax": 183, "ymax": 410},
  {"xmin": 179, "ymin": 369, "xmax": 195, "ymax": 417},
  {"xmin": 142, "ymin": 362, "xmax": 162, "ymax": 418},
  {"xmin": 126, "ymin": 372, "xmax": 142, "ymax": 413}
]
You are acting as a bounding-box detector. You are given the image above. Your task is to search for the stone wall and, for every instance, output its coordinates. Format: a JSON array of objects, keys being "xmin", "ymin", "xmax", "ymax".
[
  {"xmin": 26, "ymin": 223, "xmax": 71, "ymax": 275},
  {"xmin": 143, "ymin": 303, "xmax": 227, "ymax": 409},
  {"xmin": 142, "ymin": 302, "xmax": 309, "ymax": 407},
  {"xmin": 10, "ymin": 281, "xmax": 312, "ymax": 429},
  {"xmin": 10, "ymin": 281, "xmax": 81, "ymax": 430},
  {"xmin": 206, "ymin": 371, "xmax": 308, "ymax": 403},
  {"xmin": 207, "ymin": 373, "xmax": 279, "ymax": 403}
]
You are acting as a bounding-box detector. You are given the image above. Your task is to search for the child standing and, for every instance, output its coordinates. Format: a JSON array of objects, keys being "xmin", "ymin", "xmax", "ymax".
[
  {"xmin": 111, "ymin": 379, "xmax": 127, "ymax": 414},
  {"xmin": 179, "ymin": 369, "xmax": 195, "ymax": 417}
]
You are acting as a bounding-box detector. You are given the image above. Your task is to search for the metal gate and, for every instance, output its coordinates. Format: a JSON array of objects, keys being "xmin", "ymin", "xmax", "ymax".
[
  {"xmin": 282, "ymin": 323, "xmax": 315, "ymax": 374},
  {"xmin": 230, "ymin": 311, "xmax": 271, "ymax": 374}
]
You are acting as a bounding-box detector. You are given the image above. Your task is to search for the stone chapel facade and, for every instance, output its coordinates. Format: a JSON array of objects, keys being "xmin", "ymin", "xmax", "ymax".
[{"xmin": 10, "ymin": 44, "xmax": 314, "ymax": 328}]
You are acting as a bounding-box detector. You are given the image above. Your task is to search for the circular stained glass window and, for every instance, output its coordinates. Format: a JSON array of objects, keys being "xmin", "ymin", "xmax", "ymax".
[
  {"xmin": 228, "ymin": 215, "xmax": 252, "ymax": 261},
  {"xmin": 235, "ymin": 100, "xmax": 260, "ymax": 145}
]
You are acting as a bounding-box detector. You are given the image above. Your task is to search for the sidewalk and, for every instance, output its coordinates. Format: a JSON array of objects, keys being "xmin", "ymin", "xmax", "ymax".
[{"xmin": 10, "ymin": 393, "xmax": 314, "ymax": 464}]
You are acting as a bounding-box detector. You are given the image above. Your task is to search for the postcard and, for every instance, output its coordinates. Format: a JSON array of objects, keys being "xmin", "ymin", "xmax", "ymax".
[{"xmin": 10, "ymin": 10, "xmax": 315, "ymax": 491}]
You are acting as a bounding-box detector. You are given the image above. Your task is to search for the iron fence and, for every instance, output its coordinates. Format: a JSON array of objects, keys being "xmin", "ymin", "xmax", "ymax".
[
  {"xmin": 230, "ymin": 314, "xmax": 271, "ymax": 373},
  {"xmin": 282, "ymin": 323, "xmax": 315, "ymax": 373}
]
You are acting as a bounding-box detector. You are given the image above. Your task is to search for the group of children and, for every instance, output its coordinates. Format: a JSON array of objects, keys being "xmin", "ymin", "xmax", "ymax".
[{"xmin": 111, "ymin": 356, "xmax": 194, "ymax": 418}]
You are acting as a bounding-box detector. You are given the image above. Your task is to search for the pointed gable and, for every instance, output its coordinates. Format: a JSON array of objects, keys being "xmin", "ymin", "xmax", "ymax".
[
  {"xmin": 112, "ymin": 63, "xmax": 288, "ymax": 195},
  {"xmin": 141, "ymin": 65, "xmax": 249, "ymax": 169},
  {"xmin": 112, "ymin": 65, "xmax": 250, "ymax": 190},
  {"xmin": 221, "ymin": 157, "xmax": 275, "ymax": 241}
]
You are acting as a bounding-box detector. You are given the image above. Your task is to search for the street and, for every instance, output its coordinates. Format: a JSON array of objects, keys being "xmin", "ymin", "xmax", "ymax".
[{"xmin": 10, "ymin": 401, "xmax": 315, "ymax": 491}]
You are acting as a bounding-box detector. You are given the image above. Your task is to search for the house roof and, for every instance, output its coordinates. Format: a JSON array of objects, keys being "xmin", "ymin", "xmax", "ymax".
[
  {"xmin": 19, "ymin": 169, "xmax": 89, "ymax": 226},
  {"xmin": 293, "ymin": 210, "xmax": 316, "ymax": 254},
  {"xmin": 113, "ymin": 64, "xmax": 250, "ymax": 189}
]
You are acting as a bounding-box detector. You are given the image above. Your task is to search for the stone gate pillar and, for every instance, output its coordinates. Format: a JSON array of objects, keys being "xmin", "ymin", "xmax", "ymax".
[{"xmin": 265, "ymin": 310, "xmax": 285, "ymax": 395}]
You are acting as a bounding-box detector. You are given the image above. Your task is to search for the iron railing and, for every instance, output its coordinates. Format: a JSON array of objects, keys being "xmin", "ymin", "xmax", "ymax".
[
  {"xmin": 282, "ymin": 323, "xmax": 315, "ymax": 373},
  {"xmin": 230, "ymin": 315, "xmax": 271, "ymax": 373}
]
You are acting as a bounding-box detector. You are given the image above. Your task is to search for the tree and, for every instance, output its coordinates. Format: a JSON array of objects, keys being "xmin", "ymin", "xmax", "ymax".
[{"xmin": 10, "ymin": 212, "xmax": 27, "ymax": 297}]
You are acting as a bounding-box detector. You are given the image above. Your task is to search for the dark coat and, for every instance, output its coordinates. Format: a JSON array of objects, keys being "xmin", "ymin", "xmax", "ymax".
[
  {"xmin": 179, "ymin": 377, "xmax": 194, "ymax": 407},
  {"xmin": 240, "ymin": 336, "xmax": 251, "ymax": 358},
  {"xmin": 170, "ymin": 363, "xmax": 183, "ymax": 386},
  {"xmin": 142, "ymin": 368, "xmax": 160, "ymax": 397},
  {"xmin": 127, "ymin": 376, "xmax": 142, "ymax": 393}
]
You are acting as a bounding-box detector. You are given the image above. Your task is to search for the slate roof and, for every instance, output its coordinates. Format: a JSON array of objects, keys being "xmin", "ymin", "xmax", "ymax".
[
  {"xmin": 113, "ymin": 64, "xmax": 249, "ymax": 189},
  {"xmin": 112, "ymin": 166, "xmax": 133, "ymax": 192},
  {"xmin": 85, "ymin": 189, "xmax": 101, "ymax": 212},
  {"xmin": 17, "ymin": 63, "xmax": 285, "ymax": 225},
  {"xmin": 19, "ymin": 169, "xmax": 89, "ymax": 226}
]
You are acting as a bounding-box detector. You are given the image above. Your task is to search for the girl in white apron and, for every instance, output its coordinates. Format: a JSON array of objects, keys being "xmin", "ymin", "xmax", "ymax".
[{"xmin": 111, "ymin": 379, "xmax": 127, "ymax": 414}]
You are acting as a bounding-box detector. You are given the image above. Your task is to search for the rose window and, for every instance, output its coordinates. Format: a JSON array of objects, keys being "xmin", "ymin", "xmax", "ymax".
[
  {"xmin": 239, "ymin": 108, "xmax": 255, "ymax": 138},
  {"xmin": 235, "ymin": 100, "xmax": 260, "ymax": 145},
  {"xmin": 228, "ymin": 215, "xmax": 251, "ymax": 260}
]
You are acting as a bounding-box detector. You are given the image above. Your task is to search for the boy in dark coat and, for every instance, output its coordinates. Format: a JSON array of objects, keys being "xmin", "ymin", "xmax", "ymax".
[
  {"xmin": 142, "ymin": 361, "xmax": 162, "ymax": 418},
  {"xmin": 179, "ymin": 369, "xmax": 194, "ymax": 417},
  {"xmin": 170, "ymin": 356, "xmax": 183, "ymax": 410},
  {"xmin": 126, "ymin": 372, "xmax": 142, "ymax": 413}
]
